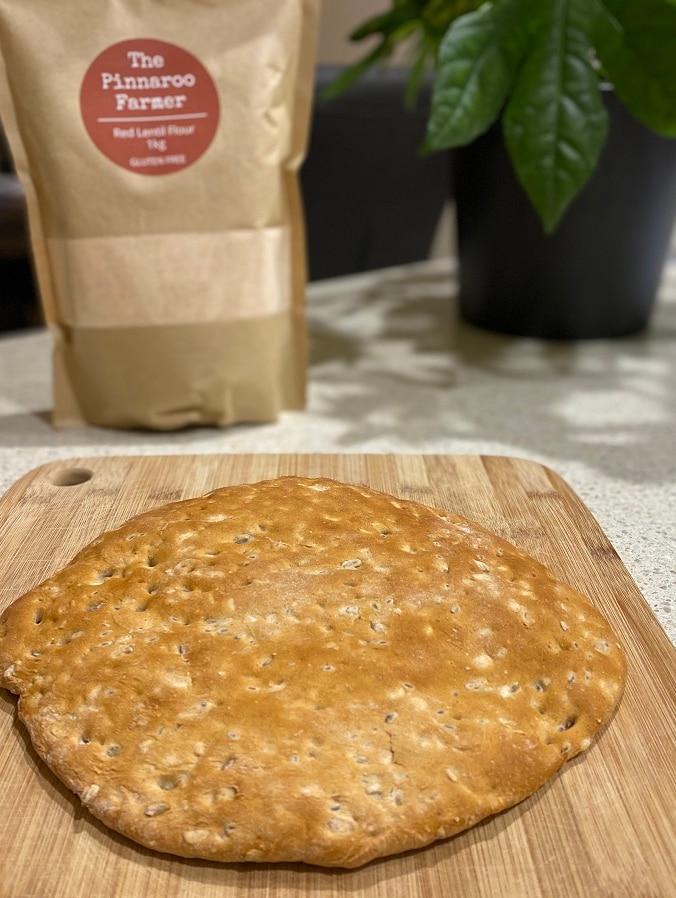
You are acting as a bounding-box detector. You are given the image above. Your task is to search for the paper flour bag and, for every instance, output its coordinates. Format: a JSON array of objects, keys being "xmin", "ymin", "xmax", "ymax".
[{"xmin": 0, "ymin": 0, "xmax": 319, "ymax": 429}]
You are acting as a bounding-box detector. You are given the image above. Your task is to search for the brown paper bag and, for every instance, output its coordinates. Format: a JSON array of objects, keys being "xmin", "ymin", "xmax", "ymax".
[{"xmin": 0, "ymin": 0, "xmax": 319, "ymax": 429}]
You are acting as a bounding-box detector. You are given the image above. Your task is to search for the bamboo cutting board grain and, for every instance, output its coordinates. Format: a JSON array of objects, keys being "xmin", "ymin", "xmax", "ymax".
[{"xmin": 0, "ymin": 454, "xmax": 674, "ymax": 898}]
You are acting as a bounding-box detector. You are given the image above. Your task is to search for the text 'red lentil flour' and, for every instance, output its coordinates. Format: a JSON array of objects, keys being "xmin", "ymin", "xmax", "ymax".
[{"xmin": 0, "ymin": 0, "xmax": 319, "ymax": 429}]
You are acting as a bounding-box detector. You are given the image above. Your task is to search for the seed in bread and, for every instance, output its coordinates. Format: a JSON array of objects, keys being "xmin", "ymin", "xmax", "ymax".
[{"xmin": 0, "ymin": 476, "xmax": 627, "ymax": 867}]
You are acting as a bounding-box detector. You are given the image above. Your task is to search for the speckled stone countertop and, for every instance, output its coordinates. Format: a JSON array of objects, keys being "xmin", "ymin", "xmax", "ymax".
[{"xmin": 1, "ymin": 257, "xmax": 674, "ymax": 644}]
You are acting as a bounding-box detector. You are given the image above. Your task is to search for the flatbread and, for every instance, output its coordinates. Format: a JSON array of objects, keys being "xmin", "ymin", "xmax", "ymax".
[{"xmin": 0, "ymin": 476, "xmax": 626, "ymax": 867}]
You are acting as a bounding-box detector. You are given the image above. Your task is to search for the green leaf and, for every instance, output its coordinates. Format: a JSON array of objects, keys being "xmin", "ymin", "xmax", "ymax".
[
  {"xmin": 503, "ymin": 0, "xmax": 609, "ymax": 233},
  {"xmin": 420, "ymin": 0, "xmax": 484, "ymax": 40},
  {"xmin": 595, "ymin": 0, "xmax": 676, "ymax": 136},
  {"xmin": 349, "ymin": 5, "xmax": 421, "ymax": 42},
  {"xmin": 403, "ymin": 34, "xmax": 435, "ymax": 109},
  {"xmin": 425, "ymin": 0, "xmax": 534, "ymax": 153},
  {"xmin": 319, "ymin": 41, "xmax": 395, "ymax": 101},
  {"xmin": 322, "ymin": 3, "xmax": 425, "ymax": 102}
]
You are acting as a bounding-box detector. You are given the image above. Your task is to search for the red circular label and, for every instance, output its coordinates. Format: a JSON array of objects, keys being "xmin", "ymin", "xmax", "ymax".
[{"xmin": 80, "ymin": 39, "xmax": 220, "ymax": 175}]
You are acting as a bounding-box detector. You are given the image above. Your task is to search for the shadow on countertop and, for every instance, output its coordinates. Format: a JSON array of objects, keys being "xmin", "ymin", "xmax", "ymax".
[{"xmin": 307, "ymin": 261, "xmax": 676, "ymax": 487}]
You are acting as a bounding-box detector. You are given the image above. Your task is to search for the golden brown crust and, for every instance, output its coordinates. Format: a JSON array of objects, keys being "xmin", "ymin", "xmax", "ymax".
[{"xmin": 0, "ymin": 476, "xmax": 626, "ymax": 867}]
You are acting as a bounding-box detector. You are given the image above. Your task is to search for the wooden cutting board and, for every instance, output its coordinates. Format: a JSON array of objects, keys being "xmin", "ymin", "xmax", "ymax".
[{"xmin": 0, "ymin": 454, "xmax": 674, "ymax": 898}]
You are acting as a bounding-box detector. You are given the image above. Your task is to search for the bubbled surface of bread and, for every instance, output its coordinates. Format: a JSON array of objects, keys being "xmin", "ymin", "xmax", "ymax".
[{"xmin": 0, "ymin": 477, "xmax": 626, "ymax": 867}]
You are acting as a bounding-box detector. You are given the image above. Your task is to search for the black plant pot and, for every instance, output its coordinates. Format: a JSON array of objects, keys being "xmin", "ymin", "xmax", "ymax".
[{"xmin": 453, "ymin": 90, "xmax": 676, "ymax": 339}]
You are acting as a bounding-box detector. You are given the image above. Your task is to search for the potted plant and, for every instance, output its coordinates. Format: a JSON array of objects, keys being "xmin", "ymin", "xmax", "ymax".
[{"xmin": 325, "ymin": 0, "xmax": 676, "ymax": 338}]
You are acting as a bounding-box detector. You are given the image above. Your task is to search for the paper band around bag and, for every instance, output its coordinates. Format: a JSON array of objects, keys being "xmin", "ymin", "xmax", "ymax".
[{"xmin": 48, "ymin": 228, "xmax": 292, "ymax": 328}]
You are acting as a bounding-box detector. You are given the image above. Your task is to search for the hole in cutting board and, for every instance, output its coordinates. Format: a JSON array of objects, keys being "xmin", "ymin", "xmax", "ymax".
[{"xmin": 50, "ymin": 468, "xmax": 94, "ymax": 487}]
